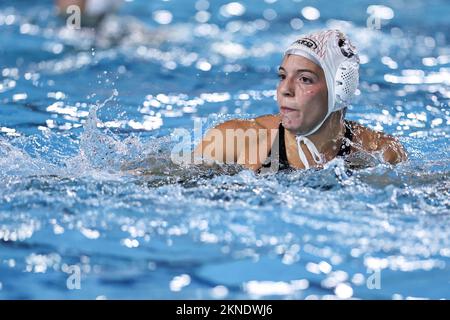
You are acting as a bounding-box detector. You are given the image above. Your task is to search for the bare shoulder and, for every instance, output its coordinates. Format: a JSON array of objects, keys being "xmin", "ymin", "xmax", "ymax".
[
  {"xmin": 348, "ymin": 120, "xmax": 407, "ymax": 164},
  {"xmin": 213, "ymin": 114, "xmax": 280, "ymax": 131},
  {"xmin": 254, "ymin": 114, "xmax": 281, "ymax": 130}
]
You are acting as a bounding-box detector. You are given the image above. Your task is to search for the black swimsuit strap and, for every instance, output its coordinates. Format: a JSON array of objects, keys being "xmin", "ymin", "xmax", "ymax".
[
  {"xmin": 336, "ymin": 120, "xmax": 353, "ymax": 157},
  {"xmin": 259, "ymin": 123, "xmax": 289, "ymax": 171},
  {"xmin": 259, "ymin": 120, "xmax": 353, "ymax": 172},
  {"xmin": 278, "ymin": 122, "xmax": 290, "ymax": 168}
]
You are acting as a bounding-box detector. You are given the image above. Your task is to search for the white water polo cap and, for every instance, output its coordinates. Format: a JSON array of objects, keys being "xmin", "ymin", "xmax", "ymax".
[{"xmin": 284, "ymin": 29, "xmax": 360, "ymax": 168}]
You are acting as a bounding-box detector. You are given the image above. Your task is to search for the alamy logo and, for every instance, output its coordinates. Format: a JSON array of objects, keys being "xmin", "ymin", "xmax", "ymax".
[
  {"xmin": 66, "ymin": 265, "xmax": 81, "ymax": 290},
  {"xmin": 366, "ymin": 269, "xmax": 381, "ymax": 290},
  {"xmin": 66, "ymin": 5, "xmax": 81, "ymax": 30},
  {"xmin": 366, "ymin": 14, "xmax": 381, "ymax": 30}
]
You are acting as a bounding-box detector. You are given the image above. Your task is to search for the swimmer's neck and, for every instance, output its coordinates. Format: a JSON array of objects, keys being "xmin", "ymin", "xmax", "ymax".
[{"xmin": 284, "ymin": 112, "xmax": 346, "ymax": 160}]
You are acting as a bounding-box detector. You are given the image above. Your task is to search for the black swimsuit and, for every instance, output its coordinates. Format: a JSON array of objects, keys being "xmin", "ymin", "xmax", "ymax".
[{"xmin": 259, "ymin": 120, "xmax": 354, "ymax": 172}]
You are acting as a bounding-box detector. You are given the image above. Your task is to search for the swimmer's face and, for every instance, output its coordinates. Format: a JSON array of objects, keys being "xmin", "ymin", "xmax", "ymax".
[{"xmin": 277, "ymin": 54, "xmax": 328, "ymax": 134}]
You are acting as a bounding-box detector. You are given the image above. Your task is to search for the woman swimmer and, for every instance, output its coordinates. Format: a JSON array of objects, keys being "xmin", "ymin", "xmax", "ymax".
[{"xmin": 193, "ymin": 29, "xmax": 407, "ymax": 173}]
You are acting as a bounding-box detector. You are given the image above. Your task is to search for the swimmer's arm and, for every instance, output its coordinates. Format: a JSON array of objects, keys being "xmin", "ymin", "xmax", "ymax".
[
  {"xmin": 353, "ymin": 124, "xmax": 407, "ymax": 165},
  {"xmin": 363, "ymin": 130, "xmax": 407, "ymax": 164},
  {"xmin": 192, "ymin": 120, "xmax": 242, "ymax": 165}
]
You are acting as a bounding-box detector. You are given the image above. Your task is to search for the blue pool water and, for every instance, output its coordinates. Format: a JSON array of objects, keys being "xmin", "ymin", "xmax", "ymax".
[{"xmin": 0, "ymin": 0, "xmax": 449, "ymax": 299}]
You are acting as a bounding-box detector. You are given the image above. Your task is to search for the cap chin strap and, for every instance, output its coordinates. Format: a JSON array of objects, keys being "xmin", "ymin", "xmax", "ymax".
[
  {"xmin": 295, "ymin": 135, "xmax": 322, "ymax": 169},
  {"xmin": 293, "ymin": 110, "xmax": 330, "ymax": 169}
]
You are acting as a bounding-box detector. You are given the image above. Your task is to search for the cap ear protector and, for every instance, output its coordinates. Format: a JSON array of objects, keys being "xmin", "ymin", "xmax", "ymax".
[
  {"xmin": 334, "ymin": 36, "xmax": 359, "ymax": 107},
  {"xmin": 335, "ymin": 61, "xmax": 359, "ymax": 105}
]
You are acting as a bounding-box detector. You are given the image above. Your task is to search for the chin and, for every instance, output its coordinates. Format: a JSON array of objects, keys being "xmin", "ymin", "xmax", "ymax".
[{"xmin": 280, "ymin": 113, "xmax": 303, "ymax": 132}]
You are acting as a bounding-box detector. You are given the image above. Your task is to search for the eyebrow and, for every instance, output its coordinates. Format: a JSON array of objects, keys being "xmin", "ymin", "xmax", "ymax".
[{"xmin": 278, "ymin": 66, "xmax": 318, "ymax": 77}]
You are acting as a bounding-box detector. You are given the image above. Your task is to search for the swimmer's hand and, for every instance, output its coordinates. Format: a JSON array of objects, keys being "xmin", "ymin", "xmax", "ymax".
[{"xmin": 381, "ymin": 137, "xmax": 408, "ymax": 164}]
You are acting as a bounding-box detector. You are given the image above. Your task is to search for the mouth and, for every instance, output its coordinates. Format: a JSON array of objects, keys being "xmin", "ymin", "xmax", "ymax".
[{"xmin": 280, "ymin": 106, "xmax": 298, "ymax": 114}]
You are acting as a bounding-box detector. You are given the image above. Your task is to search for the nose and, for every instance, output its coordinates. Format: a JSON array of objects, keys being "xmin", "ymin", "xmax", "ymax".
[{"xmin": 279, "ymin": 76, "xmax": 295, "ymax": 97}]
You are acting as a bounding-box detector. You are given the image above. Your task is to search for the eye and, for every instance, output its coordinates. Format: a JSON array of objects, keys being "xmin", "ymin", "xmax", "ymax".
[
  {"xmin": 277, "ymin": 73, "xmax": 286, "ymax": 80},
  {"xmin": 299, "ymin": 76, "xmax": 313, "ymax": 84}
]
